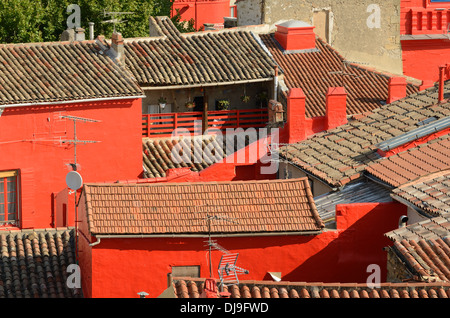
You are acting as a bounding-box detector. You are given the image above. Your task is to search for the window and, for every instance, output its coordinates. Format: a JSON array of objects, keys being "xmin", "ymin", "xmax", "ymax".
[
  {"xmin": 172, "ymin": 265, "xmax": 200, "ymax": 278},
  {"xmin": 0, "ymin": 170, "xmax": 19, "ymax": 225}
]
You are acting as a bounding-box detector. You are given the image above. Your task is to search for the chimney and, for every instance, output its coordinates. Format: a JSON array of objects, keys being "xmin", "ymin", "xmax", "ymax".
[
  {"xmin": 224, "ymin": 17, "xmax": 237, "ymax": 28},
  {"xmin": 274, "ymin": 20, "xmax": 316, "ymax": 51},
  {"xmin": 325, "ymin": 87, "xmax": 347, "ymax": 131},
  {"xmin": 438, "ymin": 64, "xmax": 449, "ymax": 103},
  {"xmin": 286, "ymin": 88, "xmax": 306, "ymax": 144},
  {"xmin": 111, "ymin": 31, "xmax": 125, "ymax": 63},
  {"xmin": 88, "ymin": 22, "xmax": 95, "ymax": 40},
  {"xmin": 387, "ymin": 76, "xmax": 407, "ymax": 104},
  {"xmin": 74, "ymin": 27, "xmax": 85, "ymax": 41}
]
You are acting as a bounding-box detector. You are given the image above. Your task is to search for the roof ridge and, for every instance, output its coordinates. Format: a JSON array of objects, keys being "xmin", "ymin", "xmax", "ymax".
[{"xmin": 83, "ymin": 177, "xmax": 310, "ymax": 187}]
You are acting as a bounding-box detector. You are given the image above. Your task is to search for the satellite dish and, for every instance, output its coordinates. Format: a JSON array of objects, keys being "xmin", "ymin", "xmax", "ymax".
[{"xmin": 66, "ymin": 171, "xmax": 83, "ymax": 190}]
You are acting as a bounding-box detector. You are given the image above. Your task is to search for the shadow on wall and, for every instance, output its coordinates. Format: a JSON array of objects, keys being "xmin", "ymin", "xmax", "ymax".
[{"xmin": 283, "ymin": 202, "xmax": 407, "ymax": 283}]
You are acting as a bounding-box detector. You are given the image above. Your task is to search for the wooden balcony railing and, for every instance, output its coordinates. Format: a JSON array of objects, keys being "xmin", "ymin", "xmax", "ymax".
[{"xmin": 142, "ymin": 108, "xmax": 268, "ymax": 138}]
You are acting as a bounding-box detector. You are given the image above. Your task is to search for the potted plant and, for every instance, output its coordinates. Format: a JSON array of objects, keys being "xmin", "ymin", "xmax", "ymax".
[
  {"xmin": 158, "ymin": 96, "xmax": 167, "ymax": 109},
  {"xmin": 217, "ymin": 99, "xmax": 230, "ymax": 110},
  {"xmin": 240, "ymin": 94, "xmax": 250, "ymax": 103},
  {"xmin": 256, "ymin": 91, "xmax": 268, "ymax": 108},
  {"xmin": 185, "ymin": 101, "xmax": 196, "ymax": 109}
]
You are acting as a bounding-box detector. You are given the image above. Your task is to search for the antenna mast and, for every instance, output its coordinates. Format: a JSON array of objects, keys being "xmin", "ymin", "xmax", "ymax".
[
  {"xmin": 102, "ymin": 10, "xmax": 134, "ymax": 33},
  {"xmin": 60, "ymin": 115, "xmax": 100, "ymax": 263}
]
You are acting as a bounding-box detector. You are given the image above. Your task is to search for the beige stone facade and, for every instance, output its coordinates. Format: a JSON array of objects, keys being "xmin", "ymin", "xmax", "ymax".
[{"xmin": 236, "ymin": 0, "xmax": 403, "ymax": 75}]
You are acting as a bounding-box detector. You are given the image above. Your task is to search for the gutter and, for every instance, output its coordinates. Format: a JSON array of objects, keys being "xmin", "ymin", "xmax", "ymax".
[
  {"xmin": 88, "ymin": 230, "xmax": 323, "ymax": 244},
  {"xmin": 140, "ymin": 78, "xmax": 274, "ymax": 91},
  {"xmin": 0, "ymin": 95, "xmax": 146, "ymax": 109}
]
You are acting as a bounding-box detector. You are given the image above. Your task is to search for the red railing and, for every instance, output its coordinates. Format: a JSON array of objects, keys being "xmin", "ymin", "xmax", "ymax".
[
  {"xmin": 409, "ymin": 8, "xmax": 450, "ymax": 34},
  {"xmin": 142, "ymin": 108, "xmax": 268, "ymax": 138}
]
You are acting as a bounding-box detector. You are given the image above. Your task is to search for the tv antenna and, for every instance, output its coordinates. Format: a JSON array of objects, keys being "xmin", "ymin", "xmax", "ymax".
[
  {"xmin": 102, "ymin": 10, "xmax": 134, "ymax": 32},
  {"xmin": 60, "ymin": 114, "xmax": 100, "ymax": 264},
  {"xmin": 201, "ymin": 213, "xmax": 249, "ymax": 291},
  {"xmin": 60, "ymin": 115, "xmax": 100, "ymax": 171}
]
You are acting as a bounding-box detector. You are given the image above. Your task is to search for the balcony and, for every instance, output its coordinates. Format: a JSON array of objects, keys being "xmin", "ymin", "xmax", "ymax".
[
  {"xmin": 142, "ymin": 108, "xmax": 269, "ymax": 138},
  {"xmin": 408, "ymin": 8, "xmax": 450, "ymax": 35}
]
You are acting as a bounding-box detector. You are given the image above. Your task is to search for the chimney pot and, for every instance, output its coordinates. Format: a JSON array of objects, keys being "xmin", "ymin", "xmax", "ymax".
[
  {"xmin": 274, "ymin": 20, "xmax": 316, "ymax": 51},
  {"xmin": 326, "ymin": 87, "xmax": 347, "ymax": 131},
  {"xmin": 387, "ymin": 76, "xmax": 407, "ymax": 104},
  {"xmin": 111, "ymin": 32, "xmax": 125, "ymax": 63},
  {"xmin": 88, "ymin": 22, "xmax": 95, "ymax": 40},
  {"xmin": 74, "ymin": 27, "xmax": 85, "ymax": 41}
]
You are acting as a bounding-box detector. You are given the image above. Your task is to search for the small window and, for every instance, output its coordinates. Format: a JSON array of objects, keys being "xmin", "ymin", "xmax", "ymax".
[
  {"xmin": 172, "ymin": 265, "xmax": 200, "ymax": 278},
  {"xmin": 0, "ymin": 170, "xmax": 19, "ymax": 226}
]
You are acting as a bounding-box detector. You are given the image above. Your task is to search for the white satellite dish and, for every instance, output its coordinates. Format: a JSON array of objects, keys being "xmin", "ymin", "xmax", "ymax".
[{"xmin": 66, "ymin": 171, "xmax": 83, "ymax": 190}]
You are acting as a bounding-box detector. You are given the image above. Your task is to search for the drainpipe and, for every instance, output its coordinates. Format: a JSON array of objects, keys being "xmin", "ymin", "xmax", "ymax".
[
  {"xmin": 274, "ymin": 65, "xmax": 279, "ymax": 102},
  {"xmin": 89, "ymin": 236, "xmax": 101, "ymax": 247}
]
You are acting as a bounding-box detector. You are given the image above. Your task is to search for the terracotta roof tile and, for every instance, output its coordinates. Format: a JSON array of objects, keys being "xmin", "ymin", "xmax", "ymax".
[
  {"xmin": 124, "ymin": 17, "xmax": 276, "ymax": 86},
  {"xmin": 391, "ymin": 170, "xmax": 450, "ymax": 217},
  {"xmin": 82, "ymin": 178, "xmax": 324, "ymax": 235},
  {"xmin": 366, "ymin": 134, "xmax": 450, "ymax": 187},
  {"xmin": 171, "ymin": 277, "xmax": 450, "ymax": 298},
  {"xmin": 0, "ymin": 228, "xmax": 81, "ymax": 298},
  {"xmin": 280, "ymin": 82, "xmax": 450, "ymax": 187},
  {"xmin": 142, "ymin": 133, "xmax": 256, "ymax": 178},
  {"xmin": 260, "ymin": 34, "xmax": 420, "ymax": 118},
  {"xmin": 385, "ymin": 213, "xmax": 450, "ymax": 282},
  {"xmin": 0, "ymin": 40, "xmax": 143, "ymax": 106}
]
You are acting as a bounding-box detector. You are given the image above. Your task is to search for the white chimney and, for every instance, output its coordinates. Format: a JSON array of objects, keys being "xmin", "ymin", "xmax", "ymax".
[{"xmin": 89, "ymin": 22, "xmax": 95, "ymax": 40}]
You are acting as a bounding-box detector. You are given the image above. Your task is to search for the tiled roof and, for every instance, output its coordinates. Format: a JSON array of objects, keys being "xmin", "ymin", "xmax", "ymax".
[
  {"xmin": 385, "ymin": 212, "xmax": 450, "ymax": 242},
  {"xmin": 143, "ymin": 136, "xmax": 223, "ymax": 178},
  {"xmin": 260, "ymin": 34, "xmax": 420, "ymax": 118},
  {"xmin": 365, "ymin": 134, "xmax": 450, "ymax": 188},
  {"xmin": 385, "ymin": 213, "xmax": 450, "ymax": 282},
  {"xmin": 0, "ymin": 228, "xmax": 81, "ymax": 298},
  {"xmin": 279, "ymin": 82, "xmax": 450, "ymax": 188},
  {"xmin": 82, "ymin": 178, "xmax": 324, "ymax": 235},
  {"xmin": 124, "ymin": 17, "xmax": 276, "ymax": 86},
  {"xmin": 142, "ymin": 133, "xmax": 260, "ymax": 178},
  {"xmin": 170, "ymin": 277, "xmax": 450, "ymax": 298},
  {"xmin": 0, "ymin": 40, "xmax": 143, "ymax": 106},
  {"xmin": 391, "ymin": 169, "xmax": 450, "ymax": 217}
]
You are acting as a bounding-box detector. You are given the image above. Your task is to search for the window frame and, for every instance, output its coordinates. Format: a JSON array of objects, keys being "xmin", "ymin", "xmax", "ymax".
[
  {"xmin": 426, "ymin": 0, "xmax": 450, "ymax": 8},
  {"xmin": 0, "ymin": 170, "xmax": 20, "ymax": 226},
  {"xmin": 171, "ymin": 265, "xmax": 201, "ymax": 278}
]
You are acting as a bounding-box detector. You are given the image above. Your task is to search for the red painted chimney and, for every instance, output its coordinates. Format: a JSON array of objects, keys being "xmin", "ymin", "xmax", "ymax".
[
  {"xmin": 438, "ymin": 64, "xmax": 449, "ymax": 103},
  {"xmin": 387, "ymin": 77, "xmax": 407, "ymax": 104},
  {"xmin": 286, "ymin": 88, "xmax": 306, "ymax": 144},
  {"xmin": 325, "ymin": 87, "xmax": 347, "ymax": 131},
  {"xmin": 274, "ymin": 20, "xmax": 316, "ymax": 51}
]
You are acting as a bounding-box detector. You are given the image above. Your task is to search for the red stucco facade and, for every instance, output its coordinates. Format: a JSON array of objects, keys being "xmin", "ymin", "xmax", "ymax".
[
  {"xmin": 400, "ymin": 0, "xmax": 450, "ymax": 82},
  {"xmin": 171, "ymin": 0, "xmax": 231, "ymax": 30},
  {"xmin": 78, "ymin": 201, "xmax": 406, "ymax": 298},
  {"xmin": 0, "ymin": 98, "xmax": 143, "ymax": 230}
]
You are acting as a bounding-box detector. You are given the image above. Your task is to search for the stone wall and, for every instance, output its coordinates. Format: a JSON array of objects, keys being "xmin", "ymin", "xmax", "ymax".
[
  {"xmin": 237, "ymin": 0, "xmax": 403, "ymax": 75},
  {"xmin": 386, "ymin": 247, "xmax": 414, "ymax": 282}
]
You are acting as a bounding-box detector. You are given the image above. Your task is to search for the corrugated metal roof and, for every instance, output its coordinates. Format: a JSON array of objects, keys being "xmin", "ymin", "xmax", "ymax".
[{"xmin": 314, "ymin": 179, "xmax": 393, "ymax": 226}]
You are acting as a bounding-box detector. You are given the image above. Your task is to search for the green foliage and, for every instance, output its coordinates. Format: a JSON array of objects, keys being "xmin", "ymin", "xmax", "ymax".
[
  {"xmin": 0, "ymin": 0, "xmax": 174, "ymax": 43},
  {"xmin": 170, "ymin": 8, "xmax": 198, "ymax": 33}
]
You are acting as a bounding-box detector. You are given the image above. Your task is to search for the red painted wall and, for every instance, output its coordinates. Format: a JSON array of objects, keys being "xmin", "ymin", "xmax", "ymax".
[
  {"xmin": 401, "ymin": 39, "xmax": 450, "ymax": 82},
  {"xmin": 400, "ymin": 0, "xmax": 450, "ymax": 82},
  {"xmin": 171, "ymin": 0, "xmax": 230, "ymax": 30},
  {"xmin": 0, "ymin": 98, "xmax": 143, "ymax": 230},
  {"xmin": 78, "ymin": 200, "xmax": 406, "ymax": 298}
]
